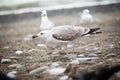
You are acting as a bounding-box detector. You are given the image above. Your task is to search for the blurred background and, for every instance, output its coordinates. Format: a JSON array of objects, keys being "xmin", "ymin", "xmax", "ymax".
[
  {"xmin": 0, "ymin": 0, "xmax": 120, "ymax": 11},
  {"xmin": 0, "ymin": 0, "xmax": 120, "ymax": 23}
]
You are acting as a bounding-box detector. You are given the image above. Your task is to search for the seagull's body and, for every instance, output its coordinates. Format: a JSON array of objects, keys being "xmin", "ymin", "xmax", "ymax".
[
  {"xmin": 80, "ymin": 9, "xmax": 101, "ymax": 24},
  {"xmin": 33, "ymin": 25, "xmax": 100, "ymax": 44},
  {"xmin": 40, "ymin": 10, "xmax": 54, "ymax": 30}
]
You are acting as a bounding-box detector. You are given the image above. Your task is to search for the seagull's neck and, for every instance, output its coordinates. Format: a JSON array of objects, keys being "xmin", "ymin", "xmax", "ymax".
[
  {"xmin": 83, "ymin": 13, "xmax": 90, "ymax": 15},
  {"xmin": 42, "ymin": 31, "xmax": 50, "ymax": 39}
]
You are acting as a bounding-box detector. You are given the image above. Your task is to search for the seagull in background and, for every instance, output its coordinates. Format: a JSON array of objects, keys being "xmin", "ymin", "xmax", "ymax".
[
  {"xmin": 80, "ymin": 9, "xmax": 101, "ymax": 24},
  {"xmin": 32, "ymin": 25, "xmax": 100, "ymax": 46},
  {"xmin": 40, "ymin": 10, "xmax": 54, "ymax": 30}
]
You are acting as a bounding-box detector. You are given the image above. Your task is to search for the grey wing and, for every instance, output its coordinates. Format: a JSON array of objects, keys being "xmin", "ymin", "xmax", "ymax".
[{"xmin": 52, "ymin": 26, "xmax": 78, "ymax": 41}]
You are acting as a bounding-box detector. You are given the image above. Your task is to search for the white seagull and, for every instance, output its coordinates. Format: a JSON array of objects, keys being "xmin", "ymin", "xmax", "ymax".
[
  {"xmin": 33, "ymin": 25, "xmax": 100, "ymax": 45},
  {"xmin": 80, "ymin": 9, "xmax": 100, "ymax": 24},
  {"xmin": 40, "ymin": 10, "xmax": 54, "ymax": 30}
]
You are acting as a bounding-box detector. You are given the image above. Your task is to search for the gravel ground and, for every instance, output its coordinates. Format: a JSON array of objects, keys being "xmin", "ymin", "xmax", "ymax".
[{"xmin": 0, "ymin": 12, "xmax": 120, "ymax": 80}]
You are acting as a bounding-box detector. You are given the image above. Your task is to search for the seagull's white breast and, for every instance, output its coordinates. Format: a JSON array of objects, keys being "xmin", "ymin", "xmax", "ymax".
[{"xmin": 80, "ymin": 13, "xmax": 93, "ymax": 23}]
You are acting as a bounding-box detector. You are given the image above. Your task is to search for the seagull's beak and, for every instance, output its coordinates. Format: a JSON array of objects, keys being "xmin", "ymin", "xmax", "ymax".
[{"xmin": 32, "ymin": 35, "xmax": 39, "ymax": 39}]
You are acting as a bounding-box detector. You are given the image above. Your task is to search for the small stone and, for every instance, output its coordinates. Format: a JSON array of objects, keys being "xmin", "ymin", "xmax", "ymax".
[
  {"xmin": 70, "ymin": 59, "xmax": 79, "ymax": 64},
  {"xmin": 48, "ymin": 67, "xmax": 66, "ymax": 75},
  {"xmin": 88, "ymin": 53, "xmax": 98, "ymax": 57},
  {"xmin": 67, "ymin": 44, "xmax": 74, "ymax": 48},
  {"xmin": 9, "ymin": 56, "xmax": 19, "ymax": 60},
  {"xmin": 61, "ymin": 47, "xmax": 66, "ymax": 50},
  {"xmin": 3, "ymin": 46, "xmax": 10, "ymax": 49},
  {"xmin": 60, "ymin": 76, "xmax": 69, "ymax": 80},
  {"xmin": 16, "ymin": 65, "xmax": 25, "ymax": 70},
  {"xmin": 8, "ymin": 64, "xmax": 21, "ymax": 68},
  {"xmin": 93, "ymin": 47, "xmax": 98, "ymax": 50},
  {"xmin": 62, "ymin": 54, "xmax": 77, "ymax": 59},
  {"xmin": 85, "ymin": 48, "xmax": 89, "ymax": 50},
  {"xmin": 109, "ymin": 44, "xmax": 114, "ymax": 48},
  {"xmin": 78, "ymin": 54, "xmax": 85, "ymax": 57},
  {"xmin": 76, "ymin": 57, "xmax": 98, "ymax": 62},
  {"xmin": 15, "ymin": 50, "xmax": 23, "ymax": 55},
  {"xmin": 7, "ymin": 71, "xmax": 17, "ymax": 79},
  {"xmin": 51, "ymin": 62, "xmax": 59, "ymax": 68},
  {"xmin": 29, "ymin": 66, "xmax": 48, "ymax": 75},
  {"xmin": 1, "ymin": 59, "xmax": 12, "ymax": 63},
  {"xmin": 37, "ymin": 44, "xmax": 47, "ymax": 48},
  {"xmin": 26, "ymin": 56, "xmax": 33, "ymax": 60},
  {"xmin": 28, "ymin": 49, "xmax": 40, "ymax": 53}
]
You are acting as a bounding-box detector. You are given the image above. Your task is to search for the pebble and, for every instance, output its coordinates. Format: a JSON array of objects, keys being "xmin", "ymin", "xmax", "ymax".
[
  {"xmin": 48, "ymin": 67, "xmax": 66, "ymax": 75},
  {"xmin": 61, "ymin": 47, "xmax": 66, "ymax": 50},
  {"xmin": 16, "ymin": 65, "xmax": 25, "ymax": 70},
  {"xmin": 76, "ymin": 57, "xmax": 98, "ymax": 62},
  {"xmin": 26, "ymin": 56, "xmax": 33, "ymax": 60},
  {"xmin": 109, "ymin": 44, "xmax": 114, "ymax": 48},
  {"xmin": 37, "ymin": 44, "xmax": 47, "ymax": 48},
  {"xmin": 29, "ymin": 66, "xmax": 48, "ymax": 75},
  {"xmin": 62, "ymin": 54, "xmax": 77, "ymax": 59},
  {"xmin": 88, "ymin": 53, "xmax": 98, "ymax": 57},
  {"xmin": 28, "ymin": 49, "xmax": 40, "ymax": 53},
  {"xmin": 51, "ymin": 62, "xmax": 59, "ymax": 68},
  {"xmin": 78, "ymin": 54, "xmax": 85, "ymax": 57},
  {"xmin": 60, "ymin": 76, "xmax": 69, "ymax": 80},
  {"xmin": 3, "ymin": 46, "xmax": 10, "ymax": 49},
  {"xmin": 15, "ymin": 50, "xmax": 23, "ymax": 55},
  {"xmin": 8, "ymin": 64, "xmax": 21, "ymax": 68},
  {"xmin": 67, "ymin": 44, "xmax": 74, "ymax": 48},
  {"xmin": 9, "ymin": 56, "xmax": 19, "ymax": 60},
  {"xmin": 85, "ymin": 48, "xmax": 89, "ymax": 50},
  {"xmin": 7, "ymin": 71, "xmax": 17, "ymax": 79},
  {"xmin": 1, "ymin": 59, "xmax": 12, "ymax": 63},
  {"xmin": 93, "ymin": 47, "xmax": 98, "ymax": 50},
  {"xmin": 70, "ymin": 59, "xmax": 79, "ymax": 64}
]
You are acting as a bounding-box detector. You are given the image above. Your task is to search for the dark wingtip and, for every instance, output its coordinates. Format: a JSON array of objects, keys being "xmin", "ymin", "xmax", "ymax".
[{"xmin": 87, "ymin": 28, "xmax": 101, "ymax": 35}]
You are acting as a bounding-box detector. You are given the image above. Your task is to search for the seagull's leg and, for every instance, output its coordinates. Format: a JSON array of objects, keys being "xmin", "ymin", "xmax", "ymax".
[
  {"xmin": 66, "ymin": 43, "xmax": 74, "ymax": 49},
  {"xmin": 65, "ymin": 42, "xmax": 74, "ymax": 55}
]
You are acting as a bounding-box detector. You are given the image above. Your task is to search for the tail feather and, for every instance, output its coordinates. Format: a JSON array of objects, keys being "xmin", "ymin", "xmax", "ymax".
[
  {"xmin": 88, "ymin": 28, "xmax": 100, "ymax": 34},
  {"xmin": 82, "ymin": 28, "xmax": 101, "ymax": 36}
]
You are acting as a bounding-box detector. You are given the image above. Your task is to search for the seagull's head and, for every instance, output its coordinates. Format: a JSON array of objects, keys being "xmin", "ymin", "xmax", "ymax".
[
  {"xmin": 83, "ymin": 9, "xmax": 90, "ymax": 14},
  {"xmin": 36, "ymin": 30, "xmax": 50, "ymax": 39},
  {"xmin": 41, "ymin": 10, "xmax": 47, "ymax": 17}
]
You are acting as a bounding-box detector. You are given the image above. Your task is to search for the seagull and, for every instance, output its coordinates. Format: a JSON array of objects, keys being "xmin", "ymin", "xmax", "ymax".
[
  {"xmin": 80, "ymin": 9, "xmax": 101, "ymax": 24},
  {"xmin": 32, "ymin": 25, "xmax": 100, "ymax": 46},
  {"xmin": 40, "ymin": 10, "xmax": 54, "ymax": 30}
]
